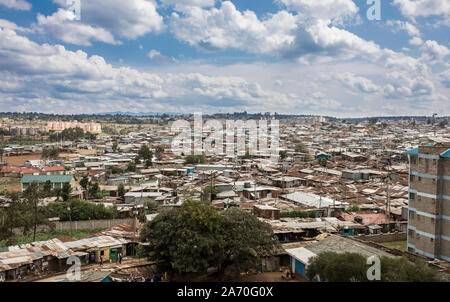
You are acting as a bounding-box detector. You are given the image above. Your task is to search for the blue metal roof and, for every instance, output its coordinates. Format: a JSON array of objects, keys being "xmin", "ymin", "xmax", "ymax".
[
  {"xmin": 404, "ymin": 148, "xmax": 418, "ymax": 155},
  {"xmin": 441, "ymin": 149, "xmax": 450, "ymax": 158}
]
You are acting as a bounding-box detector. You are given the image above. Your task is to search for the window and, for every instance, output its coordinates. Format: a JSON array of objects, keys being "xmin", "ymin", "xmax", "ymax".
[
  {"xmin": 408, "ymin": 229, "xmax": 413, "ymax": 236},
  {"xmin": 410, "ymin": 193, "xmax": 415, "ymax": 200},
  {"xmin": 411, "ymin": 157, "xmax": 417, "ymax": 164},
  {"xmin": 418, "ymin": 176, "xmax": 422, "ymax": 182},
  {"xmin": 431, "ymin": 217, "xmax": 435, "ymax": 223},
  {"xmin": 410, "ymin": 175, "xmax": 415, "ymax": 181},
  {"xmin": 417, "ymin": 214, "xmax": 420, "ymax": 221},
  {"xmin": 409, "ymin": 211, "xmax": 415, "ymax": 219}
]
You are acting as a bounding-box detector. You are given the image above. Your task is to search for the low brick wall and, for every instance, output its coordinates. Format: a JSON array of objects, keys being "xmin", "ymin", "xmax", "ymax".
[
  {"xmin": 12, "ymin": 218, "xmax": 135, "ymax": 235},
  {"xmin": 357, "ymin": 232, "xmax": 407, "ymax": 243}
]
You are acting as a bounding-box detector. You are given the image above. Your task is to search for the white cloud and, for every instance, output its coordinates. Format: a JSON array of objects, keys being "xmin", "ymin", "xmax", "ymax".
[
  {"xmin": 52, "ymin": 0, "xmax": 164, "ymax": 40},
  {"xmin": 392, "ymin": 0, "xmax": 450, "ymax": 19},
  {"xmin": 0, "ymin": 18, "xmax": 29, "ymax": 32},
  {"xmin": 439, "ymin": 69, "xmax": 450, "ymax": 88},
  {"xmin": 409, "ymin": 37, "xmax": 423, "ymax": 45},
  {"xmin": 386, "ymin": 20, "xmax": 421, "ymax": 37},
  {"xmin": 420, "ymin": 40, "xmax": 450, "ymax": 63},
  {"xmin": 160, "ymin": 0, "xmax": 214, "ymax": 12},
  {"xmin": 0, "ymin": 0, "xmax": 31, "ymax": 11},
  {"xmin": 170, "ymin": 1, "xmax": 297, "ymax": 54},
  {"xmin": 34, "ymin": 9, "xmax": 120, "ymax": 46},
  {"xmin": 0, "ymin": 27, "xmax": 305, "ymax": 114},
  {"xmin": 169, "ymin": 0, "xmax": 382, "ymax": 64},
  {"xmin": 278, "ymin": 0, "xmax": 359, "ymax": 25},
  {"xmin": 334, "ymin": 72, "xmax": 380, "ymax": 93},
  {"xmin": 383, "ymin": 71, "xmax": 435, "ymax": 99},
  {"xmin": 147, "ymin": 49, "xmax": 175, "ymax": 62}
]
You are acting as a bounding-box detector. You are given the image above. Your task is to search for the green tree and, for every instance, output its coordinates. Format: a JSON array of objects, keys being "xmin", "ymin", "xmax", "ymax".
[
  {"xmin": 346, "ymin": 205, "xmax": 360, "ymax": 212},
  {"xmin": 144, "ymin": 199, "xmax": 157, "ymax": 214},
  {"xmin": 279, "ymin": 150, "xmax": 287, "ymax": 160},
  {"xmin": 112, "ymin": 141, "xmax": 118, "ymax": 152},
  {"xmin": 145, "ymin": 159, "xmax": 152, "ymax": 168},
  {"xmin": 110, "ymin": 165, "xmax": 121, "ymax": 174},
  {"xmin": 127, "ymin": 161, "xmax": 137, "ymax": 172},
  {"xmin": 303, "ymin": 154, "xmax": 312, "ymax": 162},
  {"xmin": 139, "ymin": 200, "xmax": 225, "ymax": 273},
  {"xmin": 318, "ymin": 158, "xmax": 328, "ymax": 168},
  {"xmin": 184, "ymin": 153, "xmax": 207, "ymax": 164},
  {"xmin": 41, "ymin": 148, "xmax": 59, "ymax": 160},
  {"xmin": 23, "ymin": 182, "xmax": 53, "ymax": 241},
  {"xmin": 89, "ymin": 182, "xmax": 100, "ymax": 198},
  {"xmin": 380, "ymin": 257, "xmax": 441, "ymax": 282},
  {"xmin": 220, "ymin": 207, "xmax": 279, "ymax": 273},
  {"xmin": 139, "ymin": 201, "xmax": 280, "ymax": 276},
  {"xmin": 138, "ymin": 144, "xmax": 153, "ymax": 162},
  {"xmin": 280, "ymin": 210, "xmax": 316, "ymax": 218},
  {"xmin": 306, "ymin": 252, "xmax": 442, "ymax": 282},
  {"xmin": 61, "ymin": 183, "xmax": 72, "ymax": 202},
  {"xmin": 295, "ymin": 143, "xmax": 307, "ymax": 153},
  {"xmin": 155, "ymin": 146, "xmax": 164, "ymax": 161},
  {"xmin": 47, "ymin": 199, "xmax": 117, "ymax": 221},
  {"xmin": 42, "ymin": 180, "xmax": 53, "ymax": 197},
  {"xmin": 80, "ymin": 176, "xmax": 89, "ymax": 190},
  {"xmin": 118, "ymin": 183, "xmax": 126, "ymax": 199}
]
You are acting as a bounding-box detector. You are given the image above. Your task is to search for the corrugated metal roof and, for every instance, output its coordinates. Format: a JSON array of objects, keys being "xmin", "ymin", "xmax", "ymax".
[
  {"xmin": 441, "ymin": 149, "xmax": 450, "ymax": 158},
  {"xmin": 404, "ymin": 148, "xmax": 418, "ymax": 155},
  {"xmin": 21, "ymin": 175, "xmax": 73, "ymax": 183}
]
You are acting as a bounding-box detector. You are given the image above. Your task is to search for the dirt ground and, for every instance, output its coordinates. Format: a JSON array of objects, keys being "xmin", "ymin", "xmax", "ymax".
[
  {"xmin": 172, "ymin": 268, "xmax": 308, "ymax": 282},
  {"xmin": 3, "ymin": 154, "xmax": 41, "ymax": 166},
  {"xmin": 233, "ymin": 271, "xmax": 308, "ymax": 282},
  {"xmin": 3, "ymin": 149, "xmax": 98, "ymax": 166},
  {"xmin": 0, "ymin": 177, "xmax": 22, "ymax": 193}
]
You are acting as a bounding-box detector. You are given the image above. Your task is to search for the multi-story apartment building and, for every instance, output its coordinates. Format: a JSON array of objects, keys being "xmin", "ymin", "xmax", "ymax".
[{"xmin": 406, "ymin": 142, "xmax": 450, "ymax": 262}]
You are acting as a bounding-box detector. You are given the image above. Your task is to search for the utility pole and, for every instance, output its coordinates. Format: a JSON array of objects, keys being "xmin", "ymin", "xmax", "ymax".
[
  {"xmin": 432, "ymin": 113, "xmax": 438, "ymax": 136},
  {"xmin": 385, "ymin": 159, "xmax": 391, "ymax": 230},
  {"xmin": 68, "ymin": 205, "xmax": 72, "ymax": 236},
  {"xmin": 33, "ymin": 190, "xmax": 38, "ymax": 242}
]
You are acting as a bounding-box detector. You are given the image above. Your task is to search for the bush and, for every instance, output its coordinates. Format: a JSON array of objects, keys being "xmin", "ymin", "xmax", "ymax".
[
  {"xmin": 280, "ymin": 210, "xmax": 316, "ymax": 218},
  {"xmin": 47, "ymin": 199, "xmax": 117, "ymax": 221},
  {"xmin": 306, "ymin": 252, "xmax": 443, "ymax": 282}
]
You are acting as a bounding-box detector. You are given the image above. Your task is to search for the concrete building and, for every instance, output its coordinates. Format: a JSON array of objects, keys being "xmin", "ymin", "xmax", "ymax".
[{"xmin": 405, "ymin": 142, "xmax": 450, "ymax": 261}]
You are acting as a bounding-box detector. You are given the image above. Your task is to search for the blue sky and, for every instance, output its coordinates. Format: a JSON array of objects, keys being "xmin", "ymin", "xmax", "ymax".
[{"xmin": 0, "ymin": 0, "xmax": 448, "ymax": 117}]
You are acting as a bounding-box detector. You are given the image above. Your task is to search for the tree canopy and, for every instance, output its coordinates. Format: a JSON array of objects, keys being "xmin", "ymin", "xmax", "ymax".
[
  {"xmin": 294, "ymin": 143, "xmax": 307, "ymax": 153},
  {"xmin": 306, "ymin": 252, "xmax": 443, "ymax": 282},
  {"xmin": 139, "ymin": 200, "xmax": 279, "ymax": 275},
  {"xmin": 139, "ymin": 200, "xmax": 225, "ymax": 273}
]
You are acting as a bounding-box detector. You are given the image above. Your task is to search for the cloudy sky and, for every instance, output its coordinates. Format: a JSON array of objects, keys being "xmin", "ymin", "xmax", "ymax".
[{"xmin": 0, "ymin": 0, "xmax": 448, "ymax": 117}]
